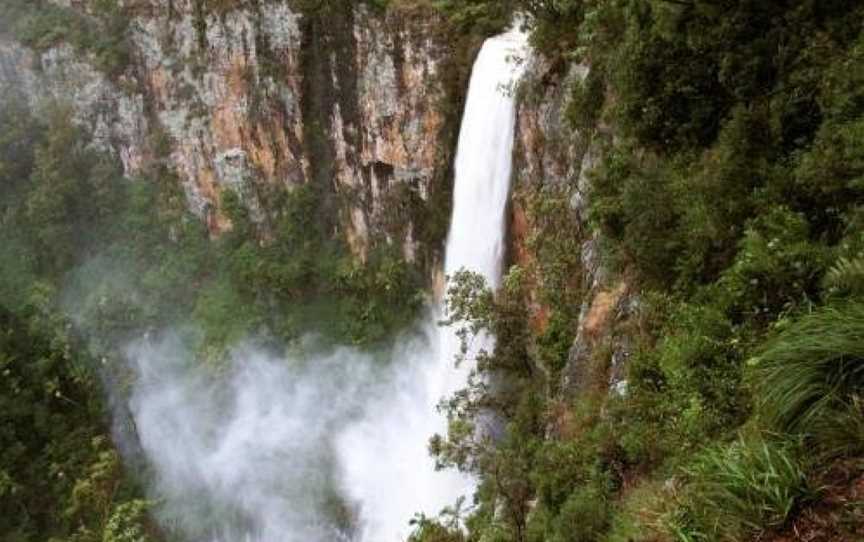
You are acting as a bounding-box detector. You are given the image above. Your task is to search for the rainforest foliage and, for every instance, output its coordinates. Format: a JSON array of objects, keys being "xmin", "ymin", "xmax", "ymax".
[
  {"xmin": 417, "ymin": 1, "xmax": 864, "ymax": 541},
  {"xmin": 0, "ymin": 96, "xmax": 423, "ymax": 540},
  {"xmin": 3, "ymin": 0, "xmax": 864, "ymax": 541}
]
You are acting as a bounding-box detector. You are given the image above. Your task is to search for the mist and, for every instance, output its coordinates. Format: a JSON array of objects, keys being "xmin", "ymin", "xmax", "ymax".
[
  {"xmin": 117, "ymin": 318, "xmax": 472, "ymax": 542},
  {"xmin": 123, "ymin": 333, "xmax": 375, "ymax": 541},
  {"xmin": 336, "ymin": 315, "xmax": 475, "ymax": 542}
]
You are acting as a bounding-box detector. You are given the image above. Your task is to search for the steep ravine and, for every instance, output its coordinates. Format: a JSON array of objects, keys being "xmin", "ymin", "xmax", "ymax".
[
  {"xmin": 4, "ymin": 3, "xmax": 863, "ymax": 540},
  {"xmin": 0, "ymin": 1, "xmax": 633, "ymax": 389},
  {"xmin": 0, "ymin": 2, "xmax": 647, "ymax": 536},
  {"xmin": 0, "ymin": 0, "xmax": 641, "ymax": 426}
]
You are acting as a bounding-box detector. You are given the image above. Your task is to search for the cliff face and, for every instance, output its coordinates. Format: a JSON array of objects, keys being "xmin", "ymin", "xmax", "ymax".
[
  {"xmin": 0, "ymin": 1, "xmax": 469, "ymax": 264},
  {"xmin": 0, "ymin": 0, "xmax": 630, "ymax": 392},
  {"xmin": 0, "ymin": 37, "xmax": 149, "ymax": 175},
  {"xmin": 511, "ymin": 55, "xmax": 636, "ymax": 399}
]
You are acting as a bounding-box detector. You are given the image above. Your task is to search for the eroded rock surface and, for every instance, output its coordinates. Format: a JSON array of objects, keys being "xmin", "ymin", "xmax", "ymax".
[
  {"xmin": 0, "ymin": 1, "xmax": 468, "ymax": 261},
  {"xmin": 511, "ymin": 54, "xmax": 638, "ymax": 398}
]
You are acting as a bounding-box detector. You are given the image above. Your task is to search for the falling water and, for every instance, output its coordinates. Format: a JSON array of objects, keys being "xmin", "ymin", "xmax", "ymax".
[
  {"xmin": 116, "ymin": 21, "xmax": 529, "ymax": 542},
  {"xmin": 444, "ymin": 26, "xmax": 528, "ymax": 291},
  {"xmin": 440, "ymin": 21, "xmax": 530, "ymax": 398},
  {"xmin": 337, "ymin": 23, "xmax": 530, "ymax": 542}
]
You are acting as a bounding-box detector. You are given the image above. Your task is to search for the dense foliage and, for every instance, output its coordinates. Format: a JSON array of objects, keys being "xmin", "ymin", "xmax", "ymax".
[
  {"xmin": 0, "ymin": 94, "xmax": 423, "ymax": 540},
  {"xmin": 417, "ymin": 1, "xmax": 864, "ymax": 541},
  {"xmin": 0, "ymin": 103, "xmax": 154, "ymax": 540},
  {"xmin": 4, "ymin": 0, "xmax": 864, "ymax": 540}
]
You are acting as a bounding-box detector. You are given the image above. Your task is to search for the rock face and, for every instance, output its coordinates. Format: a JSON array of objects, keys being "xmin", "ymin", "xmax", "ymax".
[
  {"xmin": 513, "ymin": 58, "xmax": 588, "ymax": 192},
  {"xmin": 0, "ymin": 1, "xmax": 469, "ymax": 263},
  {"xmin": 0, "ymin": 39, "xmax": 150, "ymax": 176},
  {"xmin": 510, "ymin": 54, "xmax": 637, "ymax": 398},
  {"xmin": 0, "ymin": 1, "xmax": 635, "ymax": 393}
]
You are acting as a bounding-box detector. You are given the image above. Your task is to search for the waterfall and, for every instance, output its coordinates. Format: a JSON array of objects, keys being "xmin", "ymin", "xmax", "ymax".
[
  {"xmin": 440, "ymin": 22, "xmax": 530, "ymax": 400},
  {"xmin": 116, "ymin": 22, "xmax": 529, "ymax": 542},
  {"xmin": 445, "ymin": 26, "xmax": 528, "ymax": 291},
  {"xmin": 337, "ymin": 24, "xmax": 529, "ymax": 542}
]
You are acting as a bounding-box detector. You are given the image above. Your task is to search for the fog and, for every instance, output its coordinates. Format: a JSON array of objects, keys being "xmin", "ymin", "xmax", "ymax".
[
  {"xmin": 119, "ymin": 320, "xmax": 472, "ymax": 542},
  {"xmin": 124, "ymin": 333, "xmax": 373, "ymax": 541},
  {"xmin": 336, "ymin": 316, "xmax": 475, "ymax": 542}
]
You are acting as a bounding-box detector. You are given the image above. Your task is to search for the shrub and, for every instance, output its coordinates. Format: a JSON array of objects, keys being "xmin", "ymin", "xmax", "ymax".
[
  {"xmin": 408, "ymin": 518, "xmax": 465, "ymax": 542},
  {"xmin": 103, "ymin": 500, "xmax": 153, "ymax": 542},
  {"xmin": 523, "ymin": 0, "xmax": 584, "ymax": 54},
  {"xmin": 587, "ymin": 144, "xmax": 679, "ymax": 286},
  {"xmin": 604, "ymin": 480, "xmax": 669, "ymax": 542},
  {"xmin": 549, "ymin": 483, "xmax": 611, "ymax": 542},
  {"xmin": 565, "ymin": 68, "xmax": 605, "ymax": 134},
  {"xmin": 432, "ymin": 0, "xmax": 514, "ymax": 35},
  {"xmin": 610, "ymin": 6, "xmax": 729, "ymax": 151},
  {"xmin": 655, "ymin": 303, "xmax": 747, "ymax": 440},
  {"xmin": 532, "ymin": 440, "xmax": 596, "ymax": 511},
  {"xmin": 793, "ymin": 117, "xmax": 864, "ymax": 238},
  {"xmin": 612, "ymin": 298, "xmax": 748, "ymax": 466},
  {"xmin": 715, "ymin": 205, "xmax": 830, "ymax": 320},
  {"xmin": 5, "ymin": 0, "xmax": 131, "ymax": 77}
]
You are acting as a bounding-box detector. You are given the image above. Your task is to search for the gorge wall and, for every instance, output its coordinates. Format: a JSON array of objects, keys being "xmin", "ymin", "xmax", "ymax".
[
  {"xmin": 510, "ymin": 54, "xmax": 637, "ymax": 400},
  {"xmin": 0, "ymin": 0, "xmax": 637, "ymax": 399},
  {"xmin": 0, "ymin": 0, "xmax": 477, "ymax": 266}
]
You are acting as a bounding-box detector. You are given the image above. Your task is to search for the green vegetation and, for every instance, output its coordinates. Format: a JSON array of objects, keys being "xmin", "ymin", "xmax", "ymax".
[
  {"xmin": 0, "ymin": 93, "xmax": 423, "ymax": 539},
  {"xmin": 667, "ymin": 436, "xmax": 815, "ymax": 541},
  {"xmin": 0, "ymin": 303, "xmax": 153, "ymax": 541},
  {"xmin": 754, "ymin": 303, "xmax": 864, "ymax": 459},
  {"xmin": 0, "ymin": 96, "xmax": 422, "ymax": 352},
  {"xmin": 5, "ymin": 0, "xmax": 864, "ymax": 540},
  {"xmin": 0, "ymin": 0, "xmax": 131, "ymax": 77},
  {"xmin": 417, "ymin": 1, "xmax": 864, "ymax": 542}
]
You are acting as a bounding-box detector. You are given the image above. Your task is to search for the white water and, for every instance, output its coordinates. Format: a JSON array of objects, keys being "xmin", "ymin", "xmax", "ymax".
[
  {"xmin": 337, "ymin": 25, "xmax": 530, "ymax": 541},
  {"xmin": 444, "ymin": 27, "xmax": 528, "ymax": 290},
  {"xmin": 116, "ymin": 23, "xmax": 528, "ymax": 542}
]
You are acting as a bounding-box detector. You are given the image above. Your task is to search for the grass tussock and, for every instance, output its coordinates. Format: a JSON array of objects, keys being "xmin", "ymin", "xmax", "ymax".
[
  {"xmin": 666, "ymin": 436, "xmax": 816, "ymax": 541},
  {"xmin": 754, "ymin": 302, "xmax": 864, "ymax": 457}
]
